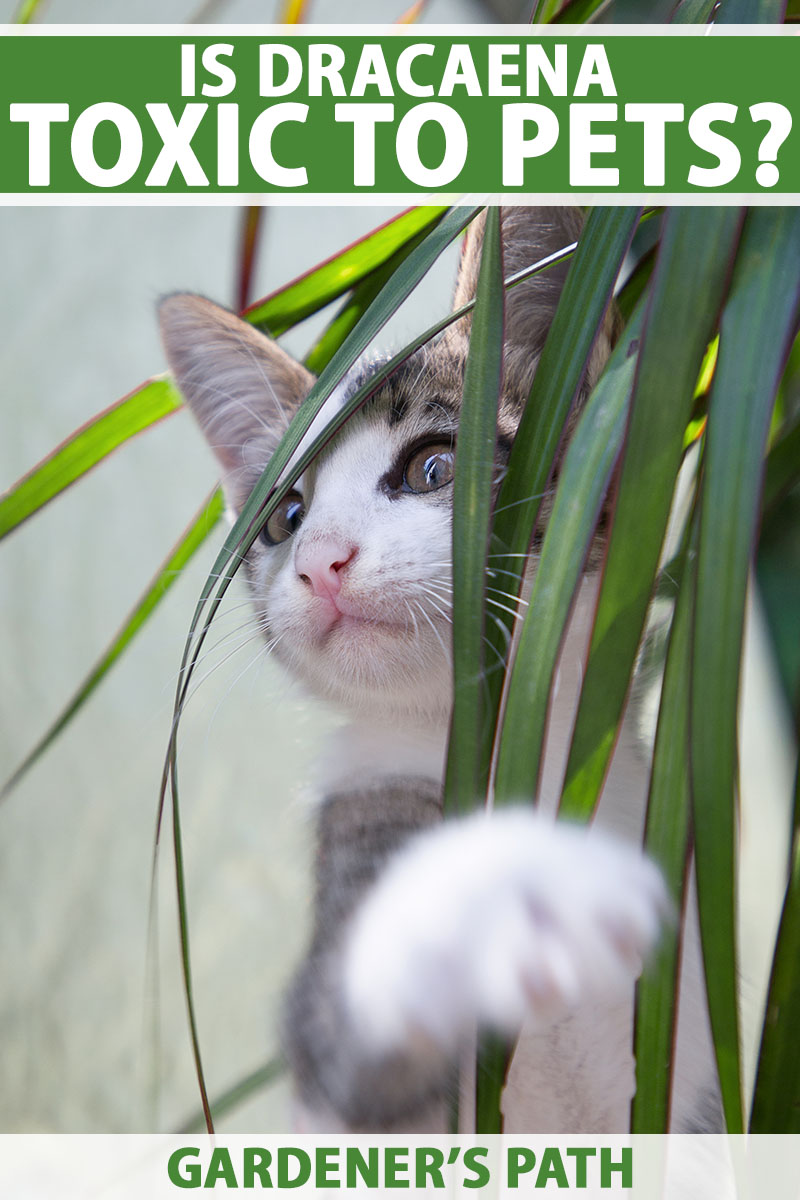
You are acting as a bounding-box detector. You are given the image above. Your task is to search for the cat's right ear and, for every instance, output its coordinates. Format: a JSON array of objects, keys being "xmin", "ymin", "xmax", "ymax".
[{"xmin": 159, "ymin": 294, "xmax": 314, "ymax": 506}]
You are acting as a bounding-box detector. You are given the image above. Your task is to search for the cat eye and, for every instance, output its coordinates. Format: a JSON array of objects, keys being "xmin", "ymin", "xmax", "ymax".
[
  {"xmin": 403, "ymin": 442, "xmax": 455, "ymax": 494},
  {"xmin": 262, "ymin": 490, "xmax": 305, "ymax": 545}
]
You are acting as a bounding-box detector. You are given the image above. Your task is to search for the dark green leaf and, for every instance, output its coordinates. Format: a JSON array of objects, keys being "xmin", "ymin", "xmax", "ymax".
[
  {"xmin": 750, "ymin": 768, "xmax": 800, "ymax": 1131},
  {"xmin": 484, "ymin": 208, "xmax": 642, "ymax": 782},
  {"xmin": 560, "ymin": 207, "xmax": 744, "ymax": 822},
  {"xmin": 444, "ymin": 207, "xmax": 504, "ymax": 817},
  {"xmin": 763, "ymin": 417, "xmax": 800, "ymax": 513},
  {"xmin": 715, "ymin": 0, "xmax": 787, "ymax": 19},
  {"xmin": 551, "ymin": 0, "xmax": 611, "ymax": 20},
  {"xmin": 631, "ymin": 523, "xmax": 695, "ymax": 1133},
  {"xmin": 671, "ymin": 0, "xmax": 718, "ymax": 22},
  {"xmin": 494, "ymin": 307, "xmax": 644, "ymax": 805},
  {"xmin": 690, "ymin": 206, "xmax": 800, "ymax": 1132}
]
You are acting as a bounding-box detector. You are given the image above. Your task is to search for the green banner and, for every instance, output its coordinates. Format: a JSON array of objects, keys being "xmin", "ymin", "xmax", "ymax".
[{"xmin": 1, "ymin": 31, "xmax": 798, "ymax": 195}]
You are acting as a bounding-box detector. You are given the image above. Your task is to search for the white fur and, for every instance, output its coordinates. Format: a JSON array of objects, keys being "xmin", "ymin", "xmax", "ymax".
[{"xmin": 344, "ymin": 809, "xmax": 667, "ymax": 1058}]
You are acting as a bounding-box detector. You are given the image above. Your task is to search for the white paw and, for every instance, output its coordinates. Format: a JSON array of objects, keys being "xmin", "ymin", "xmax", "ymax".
[{"xmin": 343, "ymin": 809, "xmax": 667, "ymax": 1056}]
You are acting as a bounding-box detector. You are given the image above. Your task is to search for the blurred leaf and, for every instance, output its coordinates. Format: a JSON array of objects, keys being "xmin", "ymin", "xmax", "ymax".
[
  {"xmin": 715, "ymin": 0, "xmax": 786, "ymax": 18},
  {"xmin": 13, "ymin": 0, "xmax": 44, "ymax": 19},
  {"xmin": 1, "ymin": 488, "xmax": 224, "ymax": 800},
  {"xmin": 533, "ymin": 0, "xmax": 611, "ymax": 20},
  {"xmin": 444, "ymin": 207, "xmax": 504, "ymax": 817},
  {"xmin": 671, "ymin": 0, "xmax": 717, "ymax": 21},
  {"xmin": 631, "ymin": 523, "xmax": 695, "ymax": 1133},
  {"xmin": 690, "ymin": 206, "xmax": 800, "ymax": 1131},
  {"xmin": 0, "ymin": 378, "xmax": 182, "ymax": 541},
  {"xmin": 245, "ymin": 206, "xmax": 448, "ymax": 335},
  {"xmin": 750, "ymin": 783, "xmax": 800, "ymax": 1132},
  {"xmin": 551, "ymin": 0, "xmax": 612, "ymax": 20},
  {"xmin": 236, "ymin": 207, "xmax": 264, "ymax": 312},
  {"xmin": 494, "ymin": 307, "xmax": 644, "ymax": 805},
  {"xmin": 395, "ymin": 0, "xmax": 429, "ymax": 19},
  {"xmin": 276, "ymin": 0, "xmax": 308, "ymax": 19},
  {"xmin": 560, "ymin": 207, "xmax": 744, "ymax": 822}
]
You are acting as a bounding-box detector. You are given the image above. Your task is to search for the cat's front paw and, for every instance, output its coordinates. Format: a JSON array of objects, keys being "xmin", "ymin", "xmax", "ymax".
[{"xmin": 343, "ymin": 810, "xmax": 667, "ymax": 1057}]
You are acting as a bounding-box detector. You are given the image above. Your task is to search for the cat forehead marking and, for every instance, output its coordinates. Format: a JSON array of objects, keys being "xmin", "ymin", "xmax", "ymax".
[{"xmin": 287, "ymin": 353, "xmax": 461, "ymax": 492}]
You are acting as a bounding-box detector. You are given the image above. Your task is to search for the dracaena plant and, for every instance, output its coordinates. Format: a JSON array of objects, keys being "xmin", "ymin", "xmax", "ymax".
[{"xmin": 3, "ymin": 201, "xmax": 799, "ymax": 1136}]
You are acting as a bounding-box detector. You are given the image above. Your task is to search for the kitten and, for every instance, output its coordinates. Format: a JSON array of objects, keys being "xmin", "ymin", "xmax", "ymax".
[{"xmin": 159, "ymin": 208, "xmax": 713, "ymax": 1134}]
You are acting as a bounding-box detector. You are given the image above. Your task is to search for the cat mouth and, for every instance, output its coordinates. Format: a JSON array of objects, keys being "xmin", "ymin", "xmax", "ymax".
[{"xmin": 312, "ymin": 595, "xmax": 407, "ymax": 638}]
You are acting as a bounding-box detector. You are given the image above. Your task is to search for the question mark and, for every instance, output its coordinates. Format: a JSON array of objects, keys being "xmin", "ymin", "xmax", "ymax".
[{"xmin": 750, "ymin": 102, "xmax": 792, "ymax": 188}]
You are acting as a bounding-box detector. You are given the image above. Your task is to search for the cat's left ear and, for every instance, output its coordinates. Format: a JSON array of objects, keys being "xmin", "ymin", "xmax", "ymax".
[{"xmin": 159, "ymin": 294, "xmax": 314, "ymax": 508}]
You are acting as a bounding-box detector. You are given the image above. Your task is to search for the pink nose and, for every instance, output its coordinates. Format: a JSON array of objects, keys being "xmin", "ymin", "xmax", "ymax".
[{"xmin": 295, "ymin": 538, "xmax": 357, "ymax": 600}]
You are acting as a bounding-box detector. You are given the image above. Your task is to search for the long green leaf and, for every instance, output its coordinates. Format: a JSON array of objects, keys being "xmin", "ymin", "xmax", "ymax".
[
  {"xmin": 491, "ymin": 208, "xmax": 641, "ymax": 571},
  {"xmin": 560, "ymin": 207, "xmax": 744, "ymax": 822},
  {"xmin": 631, "ymin": 525, "xmax": 695, "ymax": 1133},
  {"xmin": 0, "ymin": 378, "xmax": 182, "ymax": 541},
  {"xmin": 0, "ymin": 208, "xmax": 445, "ymax": 542},
  {"xmin": 444, "ymin": 207, "xmax": 504, "ymax": 818},
  {"xmin": 494, "ymin": 306, "xmax": 644, "ymax": 805},
  {"xmin": 440, "ymin": 208, "xmax": 506, "ymax": 1136},
  {"xmin": 245, "ymin": 206, "xmax": 447, "ymax": 335},
  {"xmin": 1, "ymin": 489, "xmax": 224, "ymax": 800},
  {"xmin": 690, "ymin": 205, "xmax": 800, "ymax": 1133},
  {"xmin": 750, "ymin": 767, "xmax": 800, "ymax": 1131},
  {"xmin": 484, "ymin": 208, "xmax": 641, "ymax": 784}
]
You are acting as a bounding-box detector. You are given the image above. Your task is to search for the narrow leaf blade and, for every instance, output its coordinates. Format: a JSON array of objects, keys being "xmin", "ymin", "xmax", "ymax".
[
  {"xmin": 560, "ymin": 207, "xmax": 744, "ymax": 821},
  {"xmin": 444, "ymin": 207, "xmax": 505, "ymax": 816},
  {"xmin": 690, "ymin": 205, "xmax": 800, "ymax": 1132},
  {"xmin": 484, "ymin": 207, "xmax": 642, "ymax": 782},
  {"xmin": 631, "ymin": 529, "xmax": 695, "ymax": 1133},
  {"xmin": 494, "ymin": 307, "xmax": 644, "ymax": 805},
  {"xmin": 750, "ymin": 774, "xmax": 800, "ymax": 1132}
]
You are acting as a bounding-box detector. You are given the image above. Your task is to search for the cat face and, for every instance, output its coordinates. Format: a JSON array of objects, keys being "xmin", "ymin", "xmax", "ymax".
[
  {"xmin": 247, "ymin": 354, "xmax": 470, "ymax": 723},
  {"xmin": 160, "ymin": 209, "xmax": 604, "ymax": 724}
]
